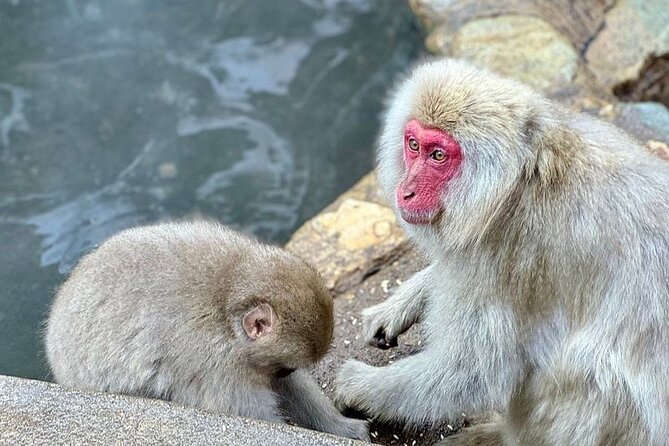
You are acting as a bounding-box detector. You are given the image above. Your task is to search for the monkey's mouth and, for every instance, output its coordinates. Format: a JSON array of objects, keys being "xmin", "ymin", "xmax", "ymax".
[{"xmin": 399, "ymin": 209, "xmax": 438, "ymax": 225}]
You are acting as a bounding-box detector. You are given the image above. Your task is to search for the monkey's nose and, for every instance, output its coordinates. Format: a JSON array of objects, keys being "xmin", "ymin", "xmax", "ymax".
[{"xmin": 403, "ymin": 191, "xmax": 415, "ymax": 200}]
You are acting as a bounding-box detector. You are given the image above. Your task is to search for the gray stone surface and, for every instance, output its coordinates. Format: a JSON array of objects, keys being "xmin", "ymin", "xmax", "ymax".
[
  {"xmin": 613, "ymin": 102, "xmax": 669, "ymax": 144},
  {"xmin": 585, "ymin": 0, "xmax": 669, "ymax": 89},
  {"xmin": 451, "ymin": 15, "xmax": 578, "ymax": 92},
  {"xmin": 0, "ymin": 375, "xmax": 365, "ymax": 446},
  {"xmin": 410, "ymin": 0, "xmax": 613, "ymax": 54}
]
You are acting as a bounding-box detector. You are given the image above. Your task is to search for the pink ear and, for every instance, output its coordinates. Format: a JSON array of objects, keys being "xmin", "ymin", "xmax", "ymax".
[{"xmin": 242, "ymin": 303, "xmax": 276, "ymax": 339}]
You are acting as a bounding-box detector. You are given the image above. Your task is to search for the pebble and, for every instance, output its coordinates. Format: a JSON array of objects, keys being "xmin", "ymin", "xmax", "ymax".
[
  {"xmin": 381, "ymin": 279, "xmax": 390, "ymax": 293},
  {"xmin": 157, "ymin": 162, "xmax": 178, "ymax": 179}
]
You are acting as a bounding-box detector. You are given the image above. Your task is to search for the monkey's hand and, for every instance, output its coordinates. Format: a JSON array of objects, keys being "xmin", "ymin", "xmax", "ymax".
[
  {"xmin": 333, "ymin": 360, "xmax": 380, "ymax": 416},
  {"xmin": 272, "ymin": 369, "xmax": 369, "ymax": 441},
  {"xmin": 362, "ymin": 267, "xmax": 431, "ymax": 349},
  {"xmin": 331, "ymin": 416, "xmax": 369, "ymax": 441},
  {"xmin": 362, "ymin": 302, "xmax": 403, "ymax": 349}
]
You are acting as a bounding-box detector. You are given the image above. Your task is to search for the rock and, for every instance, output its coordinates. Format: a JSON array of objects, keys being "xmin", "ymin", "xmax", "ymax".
[
  {"xmin": 410, "ymin": 0, "xmax": 612, "ymax": 55},
  {"xmin": 585, "ymin": 0, "xmax": 669, "ymax": 90},
  {"xmin": 287, "ymin": 173, "xmax": 409, "ymax": 294},
  {"xmin": 646, "ymin": 140, "xmax": 669, "ymax": 161},
  {"xmin": 288, "ymin": 197, "xmax": 409, "ymax": 294},
  {"xmin": 451, "ymin": 15, "xmax": 578, "ymax": 91},
  {"xmin": 326, "ymin": 172, "xmax": 388, "ymax": 208},
  {"xmin": 614, "ymin": 54, "xmax": 669, "ymax": 106},
  {"xmin": 612, "ymin": 101, "xmax": 669, "ymax": 144},
  {"xmin": 157, "ymin": 162, "xmax": 178, "ymax": 179},
  {"xmin": 0, "ymin": 375, "xmax": 363, "ymax": 446}
]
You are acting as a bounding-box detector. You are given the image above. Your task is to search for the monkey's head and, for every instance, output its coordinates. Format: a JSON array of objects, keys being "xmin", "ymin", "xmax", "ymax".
[
  {"xmin": 227, "ymin": 249, "xmax": 334, "ymax": 376},
  {"xmin": 377, "ymin": 58, "xmax": 567, "ymax": 252}
]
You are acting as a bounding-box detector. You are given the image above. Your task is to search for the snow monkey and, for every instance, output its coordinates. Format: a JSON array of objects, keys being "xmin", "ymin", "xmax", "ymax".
[
  {"xmin": 45, "ymin": 221, "xmax": 368, "ymax": 440},
  {"xmin": 334, "ymin": 59, "xmax": 669, "ymax": 445}
]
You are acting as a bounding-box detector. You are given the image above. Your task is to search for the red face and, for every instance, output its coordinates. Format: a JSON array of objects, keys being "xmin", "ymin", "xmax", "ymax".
[{"xmin": 396, "ymin": 119, "xmax": 463, "ymax": 224}]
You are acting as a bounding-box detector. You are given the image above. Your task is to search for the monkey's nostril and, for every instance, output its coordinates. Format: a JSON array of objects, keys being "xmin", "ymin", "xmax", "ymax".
[{"xmin": 403, "ymin": 191, "xmax": 416, "ymax": 200}]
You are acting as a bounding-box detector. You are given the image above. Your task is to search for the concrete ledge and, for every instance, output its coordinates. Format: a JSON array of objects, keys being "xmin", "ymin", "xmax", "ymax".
[{"xmin": 0, "ymin": 375, "xmax": 365, "ymax": 446}]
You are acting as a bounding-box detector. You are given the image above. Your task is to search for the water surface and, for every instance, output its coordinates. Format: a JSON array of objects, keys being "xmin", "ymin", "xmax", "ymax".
[{"xmin": 0, "ymin": 1, "xmax": 421, "ymax": 379}]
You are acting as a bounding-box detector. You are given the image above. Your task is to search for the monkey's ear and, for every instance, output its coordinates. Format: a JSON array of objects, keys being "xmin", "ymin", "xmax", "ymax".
[
  {"xmin": 243, "ymin": 303, "xmax": 277, "ymax": 340},
  {"xmin": 525, "ymin": 117, "xmax": 579, "ymax": 186}
]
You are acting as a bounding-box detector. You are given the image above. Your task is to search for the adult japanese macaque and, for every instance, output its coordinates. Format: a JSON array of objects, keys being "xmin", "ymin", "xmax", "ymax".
[
  {"xmin": 45, "ymin": 221, "xmax": 367, "ymax": 441},
  {"xmin": 334, "ymin": 59, "xmax": 669, "ymax": 445}
]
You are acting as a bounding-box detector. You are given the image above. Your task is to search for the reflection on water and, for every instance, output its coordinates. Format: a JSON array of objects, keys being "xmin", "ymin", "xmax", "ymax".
[{"xmin": 0, "ymin": 0, "xmax": 421, "ymax": 378}]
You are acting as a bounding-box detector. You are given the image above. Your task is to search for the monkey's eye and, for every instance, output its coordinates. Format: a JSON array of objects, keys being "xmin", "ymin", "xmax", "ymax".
[
  {"xmin": 431, "ymin": 149, "xmax": 446, "ymax": 162},
  {"xmin": 408, "ymin": 137, "xmax": 419, "ymax": 151}
]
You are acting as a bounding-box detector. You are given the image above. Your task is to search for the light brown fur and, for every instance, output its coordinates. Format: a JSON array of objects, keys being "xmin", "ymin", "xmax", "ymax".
[
  {"xmin": 333, "ymin": 59, "xmax": 669, "ymax": 445},
  {"xmin": 45, "ymin": 220, "xmax": 367, "ymax": 440}
]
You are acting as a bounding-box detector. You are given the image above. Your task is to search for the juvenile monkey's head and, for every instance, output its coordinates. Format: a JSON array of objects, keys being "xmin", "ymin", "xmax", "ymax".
[
  {"xmin": 227, "ymin": 248, "xmax": 334, "ymax": 376},
  {"xmin": 377, "ymin": 58, "xmax": 567, "ymax": 251}
]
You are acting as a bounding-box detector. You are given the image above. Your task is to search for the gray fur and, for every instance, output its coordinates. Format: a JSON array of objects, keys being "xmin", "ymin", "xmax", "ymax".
[
  {"xmin": 334, "ymin": 59, "xmax": 669, "ymax": 445},
  {"xmin": 45, "ymin": 220, "xmax": 367, "ymax": 440}
]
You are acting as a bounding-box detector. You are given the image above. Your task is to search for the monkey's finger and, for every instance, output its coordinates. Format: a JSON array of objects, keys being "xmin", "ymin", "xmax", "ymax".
[
  {"xmin": 372, "ymin": 328, "xmax": 398, "ymax": 350},
  {"xmin": 367, "ymin": 327, "xmax": 385, "ymax": 347},
  {"xmin": 377, "ymin": 336, "xmax": 398, "ymax": 350},
  {"xmin": 370, "ymin": 327, "xmax": 388, "ymax": 348}
]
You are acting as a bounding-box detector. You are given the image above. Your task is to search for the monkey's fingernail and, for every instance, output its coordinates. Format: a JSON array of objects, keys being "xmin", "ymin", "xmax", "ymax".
[{"xmin": 377, "ymin": 338, "xmax": 393, "ymax": 350}]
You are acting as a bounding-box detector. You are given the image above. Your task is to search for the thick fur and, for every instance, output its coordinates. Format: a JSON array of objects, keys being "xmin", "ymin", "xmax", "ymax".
[
  {"xmin": 45, "ymin": 221, "xmax": 367, "ymax": 440},
  {"xmin": 334, "ymin": 59, "xmax": 669, "ymax": 445}
]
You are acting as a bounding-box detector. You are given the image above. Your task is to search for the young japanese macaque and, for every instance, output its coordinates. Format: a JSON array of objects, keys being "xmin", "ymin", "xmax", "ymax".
[
  {"xmin": 334, "ymin": 59, "xmax": 669, "ymax": 445},
  {"xmin": 45, "ymin": 221, "xmax": 367, "ymax": 441}
]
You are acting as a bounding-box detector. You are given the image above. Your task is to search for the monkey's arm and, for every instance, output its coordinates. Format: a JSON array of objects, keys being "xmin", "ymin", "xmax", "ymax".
[
  {"xmin": 362, "ymin": 264, "xmax": 433, "ymax": 349},
  {"xmin": 272, "ymin": 369, "xmax": 368, "ymax": 441},
  {"xmin": 335, "ymin": 303, "xmax": 521, "ymax": 425}
]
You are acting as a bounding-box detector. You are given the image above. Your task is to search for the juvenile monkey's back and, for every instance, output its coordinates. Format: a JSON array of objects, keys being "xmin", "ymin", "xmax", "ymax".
[{"xmin": 44, "ymin": 221, "xmax": 293, "ymax": 393}]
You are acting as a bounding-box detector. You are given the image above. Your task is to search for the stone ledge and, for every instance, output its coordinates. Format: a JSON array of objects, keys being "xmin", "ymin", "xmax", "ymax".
[{"xmin": 0, "ymin": 375, "xmax": 365, "ymax": 446}]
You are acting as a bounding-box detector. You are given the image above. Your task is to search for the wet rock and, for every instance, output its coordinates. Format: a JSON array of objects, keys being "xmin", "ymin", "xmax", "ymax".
[
  {"xmin": 288, "ymin": 191, "xmax": 409, "ymax": 293},
  {"xmin": 451, "ymin": 15, "xmax": 578, "ymax": 92},
  {"xmin": 585, "ymin": 0, "xmax": 669, "ymax": 90},
  {"xmin": 157, "ymin": 162, "xmax": 178, "ymax": 179}
]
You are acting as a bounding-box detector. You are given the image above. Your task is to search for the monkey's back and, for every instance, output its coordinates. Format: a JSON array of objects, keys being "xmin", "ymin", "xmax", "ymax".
[{"xmin": 44, "ymin": 221, "xmax": 260, "ymax": 398}]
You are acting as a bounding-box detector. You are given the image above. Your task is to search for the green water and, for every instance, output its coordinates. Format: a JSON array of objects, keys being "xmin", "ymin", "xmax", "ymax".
[{"xmin": 0, "ymin": 1, "xmax": 422, "ymax": 379}]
